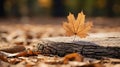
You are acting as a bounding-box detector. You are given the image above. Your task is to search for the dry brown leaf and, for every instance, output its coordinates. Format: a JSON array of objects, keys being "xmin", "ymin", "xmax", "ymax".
[
  {"xmin": 63, "ymin": 11, "xmax": 93, "ymax": 38},
  {"xmin": 63, "ymin": 53, "xmax": 83, "ymax": 64}
]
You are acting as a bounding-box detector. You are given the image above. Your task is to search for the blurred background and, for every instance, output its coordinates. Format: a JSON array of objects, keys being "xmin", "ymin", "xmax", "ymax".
[
  {"xmin": 0, "ymin": 0, "xmax": 120, "ymax": 35},
  {"xmin": 0, "ymin": 0, "xmax": 120, "ymax": 18},
  {"xmin": 0, "ymin": 0, "xmax": 120, "ymax": 48}
]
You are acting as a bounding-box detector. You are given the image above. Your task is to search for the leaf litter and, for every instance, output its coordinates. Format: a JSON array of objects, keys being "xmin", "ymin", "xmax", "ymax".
[{"xmin": 0, "ymin": 12, "xmax": 120, "ymax": 67}]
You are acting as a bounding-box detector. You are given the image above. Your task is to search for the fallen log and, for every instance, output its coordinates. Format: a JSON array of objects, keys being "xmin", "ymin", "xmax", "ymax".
[{"xmin": 34, "ymin": 34, "xmax": 120, "ymax": 59}]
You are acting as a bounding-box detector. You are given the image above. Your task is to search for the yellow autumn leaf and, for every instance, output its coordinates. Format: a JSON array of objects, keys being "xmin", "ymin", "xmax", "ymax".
[{"xmin": 63, "ymin": 11, "xmax": 93, "ymax": 38}]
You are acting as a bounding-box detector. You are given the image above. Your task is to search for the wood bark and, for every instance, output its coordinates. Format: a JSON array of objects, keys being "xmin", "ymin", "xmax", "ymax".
[{"xmin": 35, "ymin": 37, "xmax": 120, "ymax": 59}]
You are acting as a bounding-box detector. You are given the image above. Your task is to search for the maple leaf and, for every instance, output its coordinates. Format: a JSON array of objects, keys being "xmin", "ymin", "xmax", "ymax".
[{"xmin": 63, "ymin": 11, "xmax": 93, "ymax": 38}]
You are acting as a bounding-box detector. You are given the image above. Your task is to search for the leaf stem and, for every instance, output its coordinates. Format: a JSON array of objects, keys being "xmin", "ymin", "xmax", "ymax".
[{"xmin": 73, "ymin": 35, "xmax": 77, "ymax": 42}]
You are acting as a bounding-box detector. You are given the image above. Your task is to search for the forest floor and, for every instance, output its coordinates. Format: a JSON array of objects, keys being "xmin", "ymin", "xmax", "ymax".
[{"xmin": 0, "ymin": 17, "xmax": 120, "ymax": 67}]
